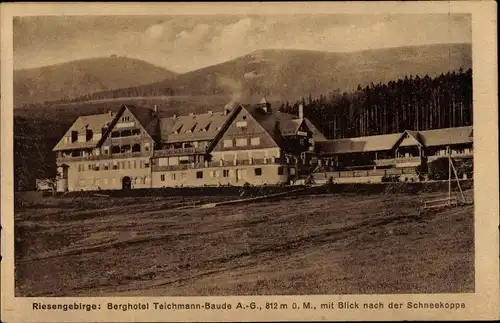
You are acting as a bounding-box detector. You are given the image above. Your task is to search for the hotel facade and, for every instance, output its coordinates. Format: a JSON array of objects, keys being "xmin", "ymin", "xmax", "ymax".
[
  {"xmin": 53, "ymin": 99, "xmax": 327, "ymax": 192},
  {"xmin": 53, "ymin": 99, "xmax": 473, "ymax": 192}
]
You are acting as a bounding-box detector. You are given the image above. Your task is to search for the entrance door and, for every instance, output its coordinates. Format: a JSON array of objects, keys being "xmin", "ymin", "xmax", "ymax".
[
  {"xmin": 236, "ymin": 169, "xmax": 243, "ymax": 182},
  {"xmin": 122, "ymin": 176, "xmax": 132, "ymax": 190}
]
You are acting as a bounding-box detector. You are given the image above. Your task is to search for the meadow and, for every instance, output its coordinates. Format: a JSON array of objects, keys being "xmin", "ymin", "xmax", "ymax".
[{"xmin": 14, "ymin": 189, "xmax": 474, "ymax": 296}]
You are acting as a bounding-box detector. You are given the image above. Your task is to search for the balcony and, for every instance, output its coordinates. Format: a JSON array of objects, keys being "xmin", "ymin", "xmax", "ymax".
[
  {"xmin": 395, "ymin": 156, "xmax": 422, "ymax": 168},
  {"xmin": 57, "ymin": 155, "xmax": 102, "ymax": 163},
  {"xmin": 57, "ymin": 151, "xmax": 150, "ymax": 163},
  {"xmin": 154, "ymin": 147, "xmax": 206, "ymax": 157},
  {"xmin": 151, "ymin": 157, "xmax": 287, "ymax": 172},
  {"xmin": 111, "ymin": 151, "xmax": 149, "ymax": 159},
  {"xmin": 374, "ymin": 158, "xmax": 396, "ymax": 167},
  {"xmin": 152, "ymin": 162, "xmax": 205, "ymax": 172}
]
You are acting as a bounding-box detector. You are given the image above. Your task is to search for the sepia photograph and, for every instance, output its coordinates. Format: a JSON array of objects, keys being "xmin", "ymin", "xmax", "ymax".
[{"xmin": 1, "ymin": 2, "xmax": 498, "ymax": 322}]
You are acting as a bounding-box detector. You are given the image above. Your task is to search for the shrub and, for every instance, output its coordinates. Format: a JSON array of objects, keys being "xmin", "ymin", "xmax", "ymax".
[
  {"xmin": 428, "ymin": 157, "xmax": 451, "ymax": 180},
  {"xmin": 456, "ymin": 159, "xmax": 473, "ymax": 179}
]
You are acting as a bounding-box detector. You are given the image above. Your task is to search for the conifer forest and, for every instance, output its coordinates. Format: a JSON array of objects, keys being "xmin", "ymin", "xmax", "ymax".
[{"xmin": 279, "ymin": 68, "xmax": 472, "ymax": 139}]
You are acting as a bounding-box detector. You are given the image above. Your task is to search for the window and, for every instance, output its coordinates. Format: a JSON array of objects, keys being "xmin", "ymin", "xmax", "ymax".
[
  {"xmin": 254, "ymin": 168, "xmax": 262, "ymax": 176},
  {"xmin": 223, "ymin": 169, "xmax": 230, "ymax": 177},
  {"xmin": 111, "ymin": 131, "xmax": 120, "ymax": 138},
  {"xmin": 103, "ymin": 163, "xmax": 109, "ymax": 170},
  {"xmin": 210, "ymin": 171, "xmax": 217, "ymax": 178},
  {"xmin": 236, "ymin": 121, "xmax": 247, "ymax": 128},
  {"xmin": 158, "ymin": 158, "xmax": 168, "ymax": 167},
  {"xmin": 250, "ymin": 137, "xmax": 260, "ymax": 146},
  {"xmin": 290, "ymin": 167, "xmax": 296, "ymax": 175},
  {"xmin": 88, "ymin": 164, "xmax": 92, "ymax": 171},
  {"xmin": 132, "ymin": 144, "xmax": 141, "ymax": 152},
  {"xmin": 196, "ymin": 171, "xmax": 203, "ymax": 179},
  {"xmin": 278, "ymin": 166, "xmax": 284, "ymax": 175},
  {"xmin": 223, "ymin": 139, "xmax": 233, "ymax": 148},
  {"xmin": 103, "ymin": 146, "xmax": 109, "ymax": 154},
  {"xmin": 171, "ymin": 173, "xmax": 176, "ymax": 181},
  {"xmin": 71, "ymin": 131, "xmax": 78, "ymax": 143},
  {"xmin": 144, "ymin": 161, "xmax": 150, "ymax": 168},
  {"xmin": 95, "ymin": 163, "xmax": 100, "ymax": 171},
  {"xmin": 145, "ymin": 143, "xmax": 150, "ymax": 151},
  {"xmin": 236, "ymin": 138, "xmax": 247, "ymax": 147},
  {"xmin": 161, "ymin": 174, "xmax": 165, "ymax": 181},
  {"xmin": 133, "ymin": 160, "xmax": 137, "ymax": 169}
]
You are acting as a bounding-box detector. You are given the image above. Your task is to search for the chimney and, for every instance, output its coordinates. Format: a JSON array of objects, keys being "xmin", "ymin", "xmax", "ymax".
[
  {"xmin": 259, "ymin": 97, "xmax": 271, "ymax": 113},
  {"xmin": 299, "ymin": 104, "xmax": 304, "ymax": 120}
]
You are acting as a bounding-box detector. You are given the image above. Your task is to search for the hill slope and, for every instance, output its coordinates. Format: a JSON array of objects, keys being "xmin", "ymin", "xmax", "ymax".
[
  {"xmin": 113, "ymin": 43, "xmax": 471, "ymax": 103},
  {"xmin": 14, "ymin": 57, "xmax": 177, "ymax": 107}
]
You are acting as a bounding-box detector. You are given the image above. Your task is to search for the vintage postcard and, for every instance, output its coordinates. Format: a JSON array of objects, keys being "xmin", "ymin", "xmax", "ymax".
[{"xmin": 1, "ymin": 1, "xmax": 498, "ymax": 322}]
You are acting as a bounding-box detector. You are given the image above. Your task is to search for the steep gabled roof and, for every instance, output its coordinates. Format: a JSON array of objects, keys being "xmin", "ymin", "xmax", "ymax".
[
  {"xmin": 397, "ymin": 130, "xmax": 424, "ymax": 147},
  {"xmin": 53, "ymin": 113, "xmax": 113, "ymax": 151},
  {"xmin": 303, "ymin": 118, "xmax": 328, "ymax": 142},
  {"xmin": 241, "ymin": 104, "xmax": 285, "ymax": 146},
  {"xmin": 240, "ymin": 105, "xmax": 328, "ymax": 144},
  {"xmin": 124, "ymin": 105, "xmax": 160, "ymax": 140}
]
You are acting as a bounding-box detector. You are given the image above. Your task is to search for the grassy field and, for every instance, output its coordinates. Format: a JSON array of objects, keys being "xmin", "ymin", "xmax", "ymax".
[{"xmin": 14, "ymin": 190, "xmax": 474, "ymax": 296}]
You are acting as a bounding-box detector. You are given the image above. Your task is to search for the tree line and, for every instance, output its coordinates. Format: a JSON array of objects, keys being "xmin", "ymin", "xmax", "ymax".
[{"xmin": 279, "ymin": 68, "xmax": 473, "ymax": 139}]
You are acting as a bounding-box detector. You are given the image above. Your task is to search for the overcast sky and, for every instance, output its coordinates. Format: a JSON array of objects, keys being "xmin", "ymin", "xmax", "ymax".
[{"xmin": 13, "ymin": 14, "xmax": 471, "ymax": 73}]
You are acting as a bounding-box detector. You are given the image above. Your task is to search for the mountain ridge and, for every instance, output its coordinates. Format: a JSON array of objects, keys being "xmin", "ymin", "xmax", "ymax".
[
  {"xmin": 15, "ymin": 42, "xmax": 472, "ymax": 108},
  {"xmin": 14, "ymin": 56, "xmax": 177, "ymax": 107}
]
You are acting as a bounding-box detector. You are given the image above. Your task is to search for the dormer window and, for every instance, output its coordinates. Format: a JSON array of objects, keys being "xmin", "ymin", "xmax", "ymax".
[
  {"xmin": 86, "ymin": 129, "xmax": 93, "ymax": 141},
  {"xmin": 71, "ymin": 131, "xmax": 78, "ymax": 143}
]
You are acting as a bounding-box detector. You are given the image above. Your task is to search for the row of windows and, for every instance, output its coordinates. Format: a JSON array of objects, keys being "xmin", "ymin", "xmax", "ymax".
[
  {"xmin": 160, "ymin": 169, "xmax": 234, "ymax": 182},
  {"xmin": 102, "ymin": 143, "xmax": 150, "ymax": 155},
  {"xmin": 159, "ymin": 167, "xmax": 289, "ymax": 182},
  {"xmin": 77, "ymin": 160, "xmax": 150, "ymax": 172},
  {"xmin": 77, "ymin": 176, "xmax": 150, "ymax": 186},
  {"xmin": 223, "ymin": 137, "xmax": 260, "ymax": 148}
]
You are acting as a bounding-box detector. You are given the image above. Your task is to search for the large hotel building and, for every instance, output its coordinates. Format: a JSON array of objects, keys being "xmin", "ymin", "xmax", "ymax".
[{"xmin": 53, "ymin": 99, "xmax": 473, "ymax": 192}]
